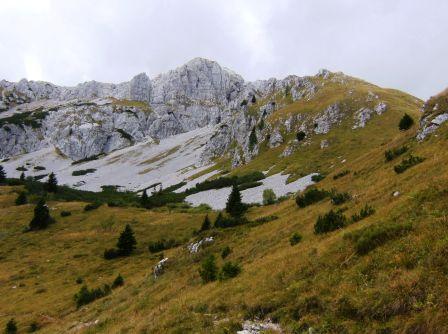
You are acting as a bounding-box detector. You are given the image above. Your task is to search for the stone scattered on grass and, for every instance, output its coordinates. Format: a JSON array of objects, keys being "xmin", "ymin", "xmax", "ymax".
[
  {"xmin": 154, "ymin": 257, "xmax": 169, "ymax": 279},
  {"xmin": 187, "ymin": 237, "xmax": 214, "ymax": 254}
]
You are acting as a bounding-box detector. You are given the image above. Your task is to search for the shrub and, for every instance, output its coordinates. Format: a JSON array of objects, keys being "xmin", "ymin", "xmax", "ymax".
[
  {"xmin": 214, "ymin": 213, "xmax": 248, "ymax": 228},
  {"xmin": 29, "ymin": 322, "xmax": 39, "ymax": 332},
  {"xmin": 5, "ymin": 319, "xmax": 17, "ymax": 334},
  {"xmin": 199, "ymin": 254, "xmax": 218, "ymax": 283},
  {"xmin": 74, "ymin": 284, "xmax": 111, "ymax": 308},
  {"xmin": 295, "ymin": 188, "xmax": 329, "ymax": 208},
  {"xmin": 346, "ymin": 223, "xmax": 412, "ymax": 255},
  {"xmin": 219, "ymin": 262, "xmax": 241, "ymax": 280},
  {"xmin": 15, "ymin": 191, "xmax": 27, "ymax": 205},
  {"xmin": 394, "ymin": 155, "xmax": 424, "ymax": 174},
  {"xmin": 250, "ymin": 215, "xmax": 279, "ymax": 227},
  {"xmin": 262, "ymin": 188, "xmax": 277, "ymax": 205},
  {"xmin": 16, "ymin": 166, "xmax": 28, "ymax": 172},
  {"xmin": 251, "ymin": 95, "xmax": 256, "ymax": 103},
  {"xmin": 398, "ymin": 113, "xmax": 414, "ymax": 130},
  {"xmin": 330, "ymin": 191, "xmax": 351, "ymax": 205},
  {"xmin": 384, "ymin": 146, "xmax": 408, "ymax": 161},
  {"xmin": 112, "ymin": 274, "xmax": 124, "ymax": 288},
  {"xmin": 116, "ymin": 224, "xmax": 137, "ymax": 256},
  {"xmin": 84, "ymin": 202, "xmax": 102, "ymax": 211},
  {"xmin": 72, "ymin": 168, "xmax": 96, "ymax": 176},
  {"xmin": 351, "ymin": 204, "xmax": 375, "ymax": 222},
  {"xmin": 311, "ymin": 174, "xmax": 325, "ymax": 182},
  {"xmin": 290, "ymin": 233, "xmax": 303, "ymax": 245},
  {"xmin": 296, "ymin": 131, "xmax": 306, "ymax": 142},
  {"xmin": 76, "ymin": 277, "xmax": 83, "ymax": 284},
  {"xmin": 60, "ymin": 210, "xmax": 72, "ymax": 217},
  {"xmin": 240, "ymin": 99, "xmax": 248, "ymax": 106},
  {"xmin": 104, "ymin": 248, "xmax": 120, "ymax": 260},
  {"xmin": 221, "ymin": 246, "xmax": 231, "ymax": 259},
  {"xmin": 333, "ymin": 170, "xmax": 350, "ymax": 180},
  {"xmin": 33, "ymin": 165, "xmax": 46, "ymax": 171},
  {"xmin": 148, "ymin": 238, "xmax": 179, "ymax": 253},
  {"xmin": 45, "ymin": 172, "xmax": 58, "ymax": 193},
  {"xmin": 238, "ymin": 181, "xmax": 263, "ymax": 191},
  {"xmin": 29, "ymin": 198, "xmax": 54, "ymax": 231},
  {"xmin": 314, "ymin": 209, "xmax": 347, "ymax": 234},
  {"xmin": 200, "ymin": 215, "xmax": 211, "ymax": 231},
  {"xmin": 0, "ymin": 165, "xmax": 6, "ymax": 183}
]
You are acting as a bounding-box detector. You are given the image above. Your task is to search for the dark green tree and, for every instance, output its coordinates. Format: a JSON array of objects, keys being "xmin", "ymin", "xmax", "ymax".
[
  {"xmin": 19, "ymin": 172, "xmax": 25, "ymax": 181},
  {"xmin": 5, "ymin": 318, "xmax": 17, "ymax": 334},
  {"xmin": 140, "ymin": 189, "xmax": 148, "ymax": 207},
  {"xmin": 116, "ymin": 224, "xmax": 137, "ymax": 256},
  {"xmin": 200, "ymin": 215, "xmax": 211, "ymax": 231},
  {"xmin": 296, "ymin": 131, "xmax": 306, "ymax": 142},
  {"xmin": 0, "ymin": 165, "xmax": 6, "ymax": 183},
  {"xmin": 398, "ymin": 113, "xmax": 414, "ymax": 131},
  {"xmin": 225, "ymin": 184, "xmax": 246, "ymax": 218},
  {"xmin": 45, "ymin": 172, "xmax": 58, "ymax": 193},
  {"xmin": 214, "ymin": 212, "xmax": 225, "ymax": 228},
  {"xmin": 199, "ymin": 254, "xmax": 218, "ymax": 283},
  {"xmin": 29, "ymin": 198, "xmax": 54, "ymax": 231},
  {"xmin": 15, "ymin": 191, "xmax": 27, "ymax": 206},
  {"xmin": 248, "ymin": 127, "xmax": 257, "ymax": 151}
]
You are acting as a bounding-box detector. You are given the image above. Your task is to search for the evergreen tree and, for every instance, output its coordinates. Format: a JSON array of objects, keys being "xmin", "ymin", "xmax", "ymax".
[
  {"xmin": 200, "ymin": 215, "xmax": 211, "ymax": 231},
  {"xmin": 214, "ymin": 212, "xmax": 225, "ymax": 228},
  {"xmin": 226, "ymin": 184, "xmax": 246, "ymax": 218},
  {"xmin": 140, "ymin": 189, "xmax": 149, "ymax": 207},
  {"xmin": 199, "ymin": 254, "xmax": 218, "ymax": 283},
  {"xmin": 19, "ymin": 172, "xmax": 25, "ymax": 181},
  {"xmin": 15, "ymin": 191, "xmax": 27, "ymax": 206},
  {"xmin": 116, "ymin": 224, "xmax": 137, "ymax": 256},
  {"xmin": 398, "ymin": 113, "xmax": 414, "ymax": 131},
  {"xmin": 29, "ymin": 198, "xmax": 54, "ymax": 231},
  {"xmin": 296, "ymin": 131, "xmax": 306, "ymax": 142},
  {"xmin": 45, "ymin": 172, "xmax": 58, "ymax": 193},
  {"xmin": 0, "ymin": 165, "xmax": 6, "ymax": 183},
  {"xmin": 248, "ymin": 127, "xmax": 257, "ymax": 151},
  {"xmin": 5, "ymin": 318, "xmax": 17, "ymax": 334}
]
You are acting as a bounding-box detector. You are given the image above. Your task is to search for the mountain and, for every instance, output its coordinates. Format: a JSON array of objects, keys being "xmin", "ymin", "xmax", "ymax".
[
  {"xmin": 4, "ymin": 61, "xmax": 448, "ymax": 333},
  {"xmin": 0, "ymin": 58, "xmax": 421, "ymax": 195}
]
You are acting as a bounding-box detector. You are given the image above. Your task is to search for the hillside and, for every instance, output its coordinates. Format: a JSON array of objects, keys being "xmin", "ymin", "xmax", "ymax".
[{"xmin": 2, "ymin": 63, "xmax": 447, "ymax": 334}]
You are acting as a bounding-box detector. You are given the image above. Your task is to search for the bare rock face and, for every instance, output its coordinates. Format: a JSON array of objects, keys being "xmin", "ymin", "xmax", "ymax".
[
  {"xmin": 269, "ymin": 128, "xmax": 284, "ymax": 148},
  {"xmin": 313, "ymin": 103, "xmax": 342, "ymax": 134}
]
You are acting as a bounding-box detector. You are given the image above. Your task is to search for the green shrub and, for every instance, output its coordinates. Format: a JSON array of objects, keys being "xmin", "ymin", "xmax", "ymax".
[
  {"xmin": 112, "ymin": 274, "xmax": 124, "ymax": 288},
  {"xmin": 314, "ymin": 209, "xmax": 347, "ymax": 234},
  {"xmin": 219, "ymin": 262, "xmax": 241, "ymax": 280},
  {"xmin": 262, "ymin": 188, "xmax": 277, "ymax": 205},
  {"xmin": 214, "ymin": 213, "xmax": 248, "ymax": 228},
  {"xmin": 351, "ymin": 204, "xmax": 375, "ymax": 222},
  {"xmin": 199, "ymin": 254, "xmax": 218, "ymax": 283},
  {"xmin": 290, "ymin": 233, "xmax": 303, "ymax": 246},
  {"xmin": 249, "ymin": 127, "xmax": 257, "ymax": 151},
  {"xmin": 333, "ymin": 170, "xmax": 350, "ymax": 180},
  {"xmin": 330, "ymin": 191, "xmax": 351, "ymax": 205},
  {"xmin": 226, "ymin": 185, "xmax": 246, "ymax": 218},
  {"xmin": 296, "ymin": 188, "xmax": 329, "ymax": 208},
  {"xmin": 249, "ymin": 215, "xmax": 279, "ymax": 227},
  {"xmin": 221, "ymin": 246, "xmax": 231, "ymax": 259},
  {"xmin": 384, "ymin": 146, "xmax": 408, "ymax": 161},
  {"xmin": 394, "ymin": 155, "xmax": 424, "ymax": 174},
  {"xmin": 15, "ymin": 191, "xmax": 27, "ymax": 205},
  {"xmin": 200, "ymin": 215, "xmax": 211, "ymax": 231},
  {"xmin": 74, "ymin": 284, "xmax": 111, "ymax": 308},
  {"xmin": 60, "ymin": 211, "xmax": 72, "ymax": 217},
  {"xmin": 33, "ymin": 165, "xmax": 46, "ymax": 171},
  {"xmin": 72, "ymin": 168, "xmax": 96, "ymax": 176},
  {"xmin": 5, "ymin": 318, "xmax": 17, "ymax": 334},
  {"xmin": 76, "ymin": 277, "xmax": 83, "ymax": 284},
  {"xmin": 29, "ymin": 198, "xmax": 55, "ymax": 231},
  {"xmin": 346, "ymin": 223, "xmax": 412, "ymax": 255},
  {"xmin": 16, "ymin": 166, "xmax": 28, "ymax": 172},
  {"xmin": 84, "ymin": 202, "xmax": 102, "ymax": 211},
  {"xmin": 104, "ymin": 248, "xmax": 120, "ymax": 259},
  {"xmin": 311, "ymin": 174, "xmax": 325, "ymax": 182},
  {"xmin": 116, "ymin": 128, "xmax": 133, "ymax": 141},
  {"xmin": 28, "ymin": 322, "xmax": 39, "ymax": 332},
  {"xmin": 148, "ymin": 238, "xmax": 179, "ymax": 253},
  {"xmin": 398, "ymin": 113, "xmax": 414, "ymax": 130},
  {"xmin": 296, "ymin": 131, "xmax": 306, "ymax": 142},
  {"xmin": 238, "ymin": 181, "xmax": 263, "ymax": 191}
]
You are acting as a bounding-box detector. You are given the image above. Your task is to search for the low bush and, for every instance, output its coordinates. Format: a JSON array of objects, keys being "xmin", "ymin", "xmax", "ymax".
[
  {"xmin": 15, "ymin": 191, "xmax": 27, "ymax": 205},
  {"xmin": 219, "ymin": 262, "xmax": 241, "ymax": 280},
  {"xmin": 148, "ymin": 238, "xmax": 180, "ymax": 253},
  {"xmin": 394, "ymin": 155, "xmax": 424, "ymax": 174},
  {"xmin": 296, "ymin": 188, "xmax": 329, "ymax": 208},
  {"xmin": 74, "ymin": 284, "xmax": 111, "ymax": 308},
  {"xmin": 84, "ymin": 202, "xmax": 102, "ymax": 211},
  {"xmin": 238, "ymin": 181, "xmax": 263, "ymax": 191},
  {"xmin": 60, "ymin": 211, "xmax": 72, "ymax": 217},
  {"xmin": 199, "ymin": 254, "xmax": 218, "ymax": 283},
  {"xmin": 296, "ymin": 131, "xmax": 306, "ymax": 142},
  {"xmin": 16, "ymin": 166, "xmax": 28, "ymax": 172},
  {"xmin": 351, "ymin": 204, "xmax": 375, "ymax": 222},
  {"xmin": 5, "ymin": 318, "xmax": 17, "ymax": 334},
  {"xmin": 249, "ymin": 215, "xmax": 279, "ymax": 227},
  {"xmin": 345, "ymin": 222, "xmax": 412, "ymax": 255},
  {"xmin": 221, "ymin": 246, "xmax": 231, "ymax": 259},
  {"xmin": 311, "ymin": 174, "xmax": 325, "ymax": 182},
  {"xmin": 214, "ymin": 213, "xmax": 248, "ymax": 228},
  {"xmin": 330, "ymin": 191, "xmax": 351, "ymax": 205},
  {"xmin": 33, "ymin": 165, "xmax": 46, "ymax": 171},
  {"xmin": 104, "ymin": 248, "xmax": 120, "ymax": 259},
  {"xmin": 333, "ymin": 170, "xmax": 350, "ymax": 180},
  {"xmin": 398, "ymin": 113, "xmax": 414, "ymax": 130},
  {"xmin": 72, "ymin": 168, "xmax": 96, "ymax": 176},
  {"xmin": 314, "ymin": 209, "xmax": 347, "ymax": 234},
  {"xmin": 290, "ymin": 232, "xmax": 303, "ymax": 246},
  {"xmin": 384, "ymin": 145, "xmax": 408, "ymax": 161},
  {"xmin": 262, "ymin": 188, "xmax": 277, "ymax": 205},
  {"xmin": 111, "ymin": 274, "xmax": 124, "ymax": 288}
]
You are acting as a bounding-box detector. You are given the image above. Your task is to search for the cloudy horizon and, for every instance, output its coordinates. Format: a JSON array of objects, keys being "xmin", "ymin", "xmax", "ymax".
[{"xmin": 1, "ymin": 0, "xmax": 447, "ymax": 99}]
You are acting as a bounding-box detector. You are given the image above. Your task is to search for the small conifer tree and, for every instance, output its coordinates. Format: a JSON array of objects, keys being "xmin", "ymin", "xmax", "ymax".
[
  {"xmin": 398, "ymin": 113, "xmax": 414, "ymax": 130},
  {"xmin": 199, "ymin": 254, "xmax": 218, "ymax": 283},
  {"xmin": 200, "ymin": 215, "xmax": 211, "ymax": 231},
  {"xmin": 15, "ymin": 191, "xmax": 27, "ymax": 206},
  {"xmin": 45, "ymin": 172, "xmax": 58, "ymax": 193},
  {"xmin": 0, "ymin": 165, "xmax": 6, "ymax": 183},
  {"xmin": 226, "ymin": 185, "xmax": 246, "ymax": 218},
  {"xmin": 116, "ymin": 224, "xmax": 137, "ymax": 256},
  {"xmin": 20, "ymin": 172, "xmax": 25, "ymax": 181},
  {"xmin": 248, "ymin": 127, "xmax": 257, "ymax": 151},
  {"xmin": 140, "ymin": 189, "xmax": 149, "ymax": 207},
  {"xmin": 29, "ymin": 198, "xmax": 54, "ymax": 231},
  {"xmin": 5, "ymin": 318, "xmax": 17, "ymax": 334}
]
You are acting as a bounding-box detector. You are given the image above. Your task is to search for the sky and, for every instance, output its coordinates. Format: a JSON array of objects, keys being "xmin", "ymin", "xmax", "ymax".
[{"xmin": 0, "ymin": 0, "xmax": 447, "ymax": 99}]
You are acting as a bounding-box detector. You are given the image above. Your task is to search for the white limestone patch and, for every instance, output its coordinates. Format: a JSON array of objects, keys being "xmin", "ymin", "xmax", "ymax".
[{"xmin": 185, "ymin": 173, "xmax": 317, "ymax": 210}]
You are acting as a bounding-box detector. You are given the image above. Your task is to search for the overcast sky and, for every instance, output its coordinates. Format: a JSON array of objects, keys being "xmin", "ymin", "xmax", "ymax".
[{"xmin": 1, "ymin": 0, "xmax": 447, "ymax": 99}]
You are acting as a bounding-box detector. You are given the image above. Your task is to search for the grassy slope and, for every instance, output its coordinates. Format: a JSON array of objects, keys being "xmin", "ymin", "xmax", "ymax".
[{"xmin": 3, "ymin": 80, "xmax": 448, "ymax": 333}]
